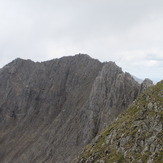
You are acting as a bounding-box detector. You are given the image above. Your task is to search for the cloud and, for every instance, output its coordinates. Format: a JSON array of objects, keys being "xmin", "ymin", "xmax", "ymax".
[{"xmin": 0, "ymin": 0, "xmax": 163, "ymax": 82}]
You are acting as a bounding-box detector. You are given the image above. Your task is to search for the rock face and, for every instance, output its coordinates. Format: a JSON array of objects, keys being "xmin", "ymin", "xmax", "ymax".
[
  {"xmin": 139, "ymin": 78, "xmax": 154, "ymax": 93},
  {"xmin": 76, "ymin": 81, "xmax": 163, "ymax": 163},
  {"xmin": 0, "ymin": 54, "xmax": 140, "ymax": 163}
]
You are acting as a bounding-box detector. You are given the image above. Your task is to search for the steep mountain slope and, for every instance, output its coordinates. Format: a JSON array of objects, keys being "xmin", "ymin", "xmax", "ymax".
[
  {"xmin": 0, "ymin": 54, "xmax": 140, "ymax": 163},
  {"xmin": 76, "ymin": 81, "xmax": 163, "ymax": 163}
]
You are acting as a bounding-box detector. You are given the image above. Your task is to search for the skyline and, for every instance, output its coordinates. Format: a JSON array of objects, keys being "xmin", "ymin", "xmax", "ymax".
[{"xmin": 0, "ymin": 0, "xmax": 163, "ymax": 82}]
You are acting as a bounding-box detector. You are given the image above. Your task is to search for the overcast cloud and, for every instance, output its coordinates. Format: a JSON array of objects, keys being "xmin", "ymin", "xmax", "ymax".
[{"xmin": 0, "ymin": 0, "xmax": 163, "ymax": 82}]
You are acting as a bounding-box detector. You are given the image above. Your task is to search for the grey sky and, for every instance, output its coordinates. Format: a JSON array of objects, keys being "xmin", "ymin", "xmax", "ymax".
[{"xmin": 0, "ymin": 0, "xmax": 163, "ymax": 82}]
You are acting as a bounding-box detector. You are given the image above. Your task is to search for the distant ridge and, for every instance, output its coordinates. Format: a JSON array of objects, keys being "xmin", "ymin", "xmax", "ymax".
[{"xmin": 132, "ymin": 75, "xmax": 143, "ymax": 84}]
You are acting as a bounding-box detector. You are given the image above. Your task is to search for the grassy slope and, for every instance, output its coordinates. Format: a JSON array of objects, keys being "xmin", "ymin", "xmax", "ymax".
[{"xmin": 76, "ymin": 81, "xmax": 163, "ymax": 163}]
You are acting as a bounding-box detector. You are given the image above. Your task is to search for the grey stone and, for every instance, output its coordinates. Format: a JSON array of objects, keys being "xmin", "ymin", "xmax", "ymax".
[
  {"xmin": 120, "ymin": 136, "xmax": 130, "ymax": 146},
  {"xmin": 148, "ymin": 102, "xmax": 153, "ymax": 110},
  {"xmin": 0, "ymin": 55, "xmax": 140, "ymax": 163},
  {"xmin": 139, "ymin": 78, "xmax": 154, "ymax": 94},
  {"xmin": 97, "ymin": 160, "xmax": 105, "ymax": 163},
  {"xmin": 158, "ymin": 90, "xmax": 163, "ymax": 97}
]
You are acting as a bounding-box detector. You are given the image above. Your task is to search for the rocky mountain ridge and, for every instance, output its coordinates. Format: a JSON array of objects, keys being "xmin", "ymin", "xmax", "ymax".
[
  {"xmin": 0, "ymin": 54, "xmax": 152, "ymax": 163},
  {"xmin": 75, "ymin": 81, "xmax": 163, "ymax": 163}
]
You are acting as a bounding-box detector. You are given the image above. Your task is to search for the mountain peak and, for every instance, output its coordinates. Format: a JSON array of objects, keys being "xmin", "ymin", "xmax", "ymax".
[
  {"xmin": 75, "ymin": 53, "xmax": 91, "ymax": 58},
  {"xmin": 0, "ymin": 54, "xmax": 156, "ymax": 163}
]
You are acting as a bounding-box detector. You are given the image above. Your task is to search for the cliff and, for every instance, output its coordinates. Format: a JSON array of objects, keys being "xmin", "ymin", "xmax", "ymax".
[
  {"xmin": 0, "ymin": 54, "xmax": 140, "ymax": 163},
  {"xmin": 75, "ymin": 81, "xmax": 163, "ymax": 163}
]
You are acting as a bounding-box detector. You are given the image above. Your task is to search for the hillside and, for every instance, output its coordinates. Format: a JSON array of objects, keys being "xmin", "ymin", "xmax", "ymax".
[
  {"xmin": 75, "ymin": 81, "xmax": 163, "ymax": 163},
  {"xmin": 0, "ymin": 54, "xmax": 141, "ymax": 163}
]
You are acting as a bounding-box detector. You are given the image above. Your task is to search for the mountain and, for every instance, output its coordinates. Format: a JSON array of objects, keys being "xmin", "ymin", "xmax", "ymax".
[
  {"xmin": 0, "ymin": 54, "xmax": 142, "ymax": 163},
  {"xmin": 75, "ymin": 81, "xmax": 163, "ymax": 163},
  {"xmin": 139, "ymin": 78, "xmax": 154, "ymax": 93}
]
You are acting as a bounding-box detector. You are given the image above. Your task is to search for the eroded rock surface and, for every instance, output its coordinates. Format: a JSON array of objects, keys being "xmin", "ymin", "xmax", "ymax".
[
  {"xmin": 0, "ymin": 54, "xmax": 140, "ymax": 163},
  {"xmin": 76, "ymin": 81, "xmax": 163, "ymax": 163},
  {"xmin": 140, "ymin": 78, "xmax": 154, "ymax": 93}
]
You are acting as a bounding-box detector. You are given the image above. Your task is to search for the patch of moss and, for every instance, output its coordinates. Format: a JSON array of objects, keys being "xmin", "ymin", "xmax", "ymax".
[
  {"xmin": 148, "ymin": 110, "xmax": 155, "ymax": 117},
  {"xmin": 141, "ymin": 152, "xmax": 151, "ymax": 162},
  {"xmin": 80, "ymin": 144, "xmax": 92, "ymax": 158},
  {"xmin": 104, "ymin": 149, "xmax": 124, "ymax": 162},
  {"xmin": 77, "ymin": 82, "xmax": 163, "ymax": 162},
  {"xmin": 153, "ymin": 149, "xmax": 163, "ymax": 163}
]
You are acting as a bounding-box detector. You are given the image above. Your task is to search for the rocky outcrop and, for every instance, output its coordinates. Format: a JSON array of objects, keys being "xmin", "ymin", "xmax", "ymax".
[
  {"xmin": 140, "ymin": 78, "xmax": 154, "ymax": 93},
  {"xmin": 75, "ymin": 81, "xmax": 163, "ymax": 163},
  {"xmin": 79, "ymin": 62, "xmax": 140, "ymax": 144},
  {"xmin": 0, "ymin": 54, "xmax": 140, "ymax": 163}
]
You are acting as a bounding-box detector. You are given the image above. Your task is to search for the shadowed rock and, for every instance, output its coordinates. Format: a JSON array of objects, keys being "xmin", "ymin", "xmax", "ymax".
[{"xmin": 0, "ymin": 54, "xmax": 141, "ymax": 163}]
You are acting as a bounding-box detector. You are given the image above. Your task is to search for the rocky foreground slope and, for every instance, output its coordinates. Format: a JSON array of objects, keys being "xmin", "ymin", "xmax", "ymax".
[
  {"xmin": 75, "ymin": 81, "xmax": 163, "ymax": 163},
  {"xmin": 0, "ymin": 54, "xmax": 143, "ymax": 162}
]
